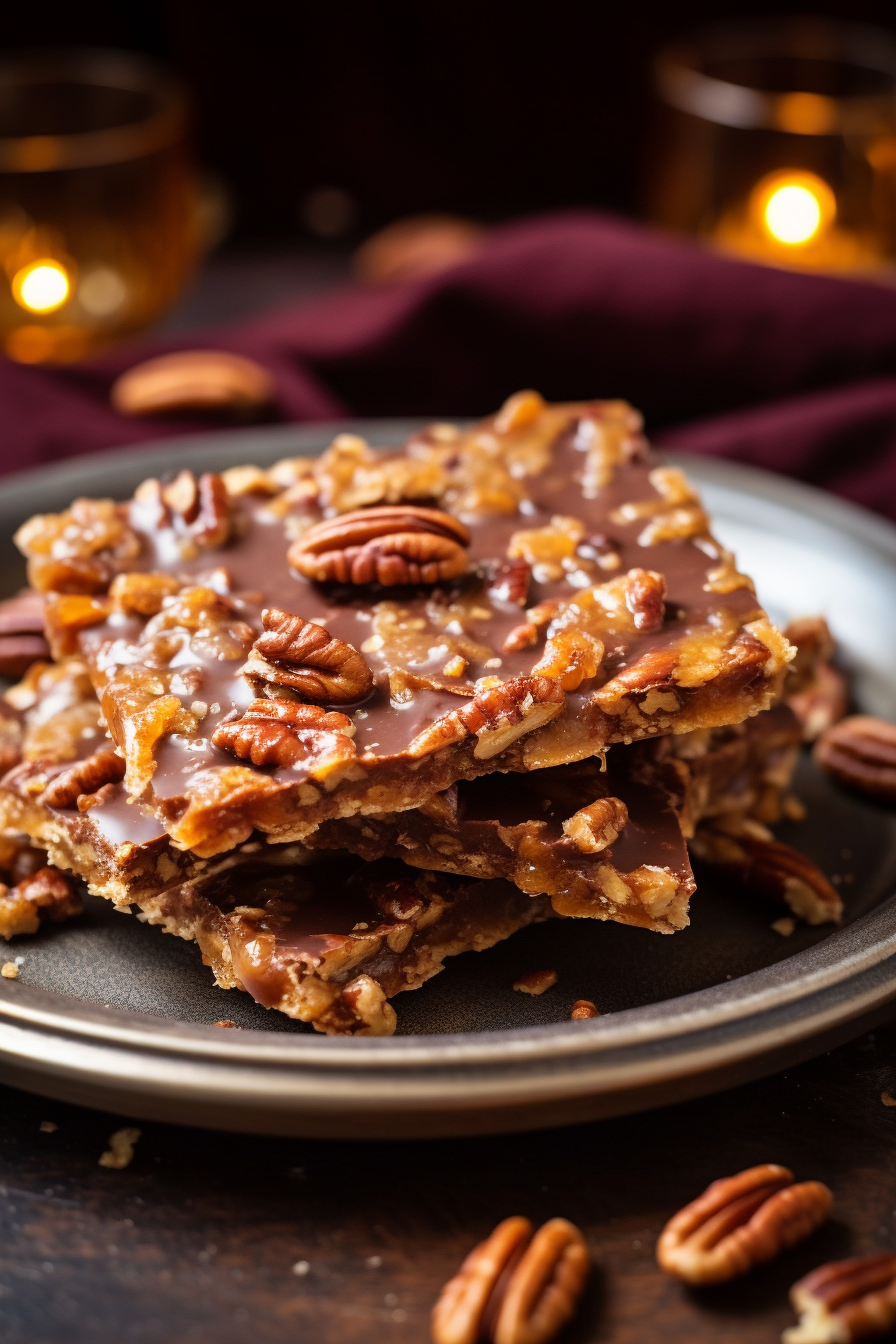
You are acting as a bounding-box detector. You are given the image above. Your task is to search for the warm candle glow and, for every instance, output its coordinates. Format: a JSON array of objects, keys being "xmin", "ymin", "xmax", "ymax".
[
  {"xmin": 11, "ymin": 259, "xmax": 70, "ymax": 313},
  {"xmin": 751, "ymin": 171, "xmax": 836, "ymax": 248}
]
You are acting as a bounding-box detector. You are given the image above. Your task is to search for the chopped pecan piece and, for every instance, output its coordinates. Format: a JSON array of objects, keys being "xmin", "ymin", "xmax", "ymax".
[
  {"xmin": 109, "ymin": 572, "xmax": 182, "ymax": 616},
  {"xmin": 242, "ymin": 608, "xmax": 373, "ymax": 704},
  {"xmin": 161, "ymin": 470, "xmax": 232, "ymax": 549},
  {"xmin": 502, "ymin": 623, "xmax": 538, "ymax": 654},
  {"xmin": 784, "ymin": 1254, "xmax": 896, "ymax": 1343},
  {"xmin": 0, "ymin": 866, "xmax": 83, "ymax": 940},
  {"xmin": 212, "ymin": 698, "xmax": 357, "ymax": 772},
  {"xmin": 814, "ymin": 716, "xmax": 896, "ymax": 804},
  {"xmin": 486, "ymin": 558, "xmax": 531, "ymax": 608},
  {"xmin": 0, "ymin": 590, "xmax": 49, "ymax": 677},
  {"xmin": 431, "ymin": 1215, "xmax": 589, "ymax": 1344},
  {"xmin": 45, "ymin": 594, "xmax": 113, "ymax": 656},
  {"xmin": 623, "ymin": 568, "xmax": 667, "ymax": 633},
  {"xmin": 657, "ymin": 1164, "xmax": 832, "ymax": 1285},
  {"xmin": 458, "ymin": 677, "xmax": 565, "ymax": 760},
  {"xmin": 690, "ymin": 823, "xmax": 842, "ymax": 925},
  {"xmin": 513, "ymin": 969, "xmax": 557, "ymax": 995},
  {"xmin": 289, "ymin": 505, "xmax": 471, "ymax": 586},
  {"xmin": 15, "ymin": 497, "xmax": 139, "ymax": 595},
  {"xmin": 40, "ymin": 750, "xmax": 126, "ymax": 809},
  {"xmin": 562, "ymin": 797, "xmax": 628, "ymax": 854},
  {"xmin": 531, "ymin": 630, "xmax": 604, "ymax": 691}
]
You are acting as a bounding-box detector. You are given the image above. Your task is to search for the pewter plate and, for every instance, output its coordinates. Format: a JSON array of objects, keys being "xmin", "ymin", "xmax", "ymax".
[{"xmin": 1, "ymin": 422, "xmax": 895, "ymax": 1138}]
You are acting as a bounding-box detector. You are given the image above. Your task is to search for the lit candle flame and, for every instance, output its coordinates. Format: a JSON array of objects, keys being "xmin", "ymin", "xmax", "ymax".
[
  {"xmin": 11, "ymin": 260, "xmax": 70, "ymax": 314},
  {"xmin": 751, "ymin": 171, "xmax": 836, "ymax": 248}
]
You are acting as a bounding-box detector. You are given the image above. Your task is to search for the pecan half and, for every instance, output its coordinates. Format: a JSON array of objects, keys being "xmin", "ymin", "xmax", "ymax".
[
  {"xmin": 784, "ymin": 1254, "xmax": 896, "ymax": 1343},
  {"xmin": 110, "ymin": 350, "xmax": 274, "ymax": 418},
  {"xmin": 241, "ymin": 608, "xmax": 373, "ymax": 704},
  {"xmin": 0, "ymin": 867, "xmax": 82, "ymax": 940},
  {"xmin": 0, "ymin": 590, "xmax": 49, "ymax": 677},
  {"xmin": 288, "ymin": 505, "xmax": 471, "ymax": 586},
  {"xmin": 40, "ymin": 750, "xmax": 125, "ymax": 809},
  {"xmin": 562, "ymin": 797, "xmax": 628, "ymax": 854},
  {"xmin": 690, "ymin": 823, "xmax": 842, "ymax": 925},
  {"xmin": 212, "ymin": 698, "xmax": 357, "ymax": 773},
  {"xmin": 624, "ymin": 568, "xmax": 667, "ymax": 633},
  {"xmin": 656, "ymin": 1164, "xmax": 831, "ymax": 1285},
  {"xmin": 431, "ymin": 1215, "xmax": 589, "ymax": 1344},
  {"xmin": 814, "ymin": 716, "xmax": 896, "ymax": 805}
]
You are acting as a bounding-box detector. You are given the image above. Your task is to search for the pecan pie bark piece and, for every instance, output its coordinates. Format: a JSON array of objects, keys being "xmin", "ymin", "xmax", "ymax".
[
  {"xmin": 313, "ymin": 759, "xmax": 696, "ymax": 933},
  {"xmin": 119, "ymin": 857, "xmax": 552, "ymax": 1036},
  {"xmin": 15, "ymin": 393, "xmax": 792, "ymax": 857}
]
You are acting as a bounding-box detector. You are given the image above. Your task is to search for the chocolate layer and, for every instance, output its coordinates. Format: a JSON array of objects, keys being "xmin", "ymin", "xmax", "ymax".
[{"xmin": 17, "ymin": 394, "xmax": 793, "ymax": 855}]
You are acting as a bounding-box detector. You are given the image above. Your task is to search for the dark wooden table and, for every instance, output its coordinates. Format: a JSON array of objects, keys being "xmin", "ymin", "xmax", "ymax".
[{"xmin": 3, "ymin": 1019, "xmax": 896, "ymax": 1344}]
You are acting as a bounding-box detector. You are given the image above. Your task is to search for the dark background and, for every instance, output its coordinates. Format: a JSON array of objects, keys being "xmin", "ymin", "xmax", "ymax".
[{"xmin": 6, "ymin": 0, "xmax": 896, "ymax": 242}]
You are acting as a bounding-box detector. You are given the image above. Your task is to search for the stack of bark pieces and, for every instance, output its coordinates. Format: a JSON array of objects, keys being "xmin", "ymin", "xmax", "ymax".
[{"xmin": 0, "ymin": 392, "xmax": 842, "ymax": 1033}]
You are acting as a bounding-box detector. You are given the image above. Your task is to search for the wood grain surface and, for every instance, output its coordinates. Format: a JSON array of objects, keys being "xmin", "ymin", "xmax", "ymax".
[{"xmin": 2, "ymin": 1021, "xmax": 896, "ymax": 1343}]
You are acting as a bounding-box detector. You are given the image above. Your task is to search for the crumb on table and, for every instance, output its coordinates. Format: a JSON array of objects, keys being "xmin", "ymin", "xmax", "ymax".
[
  {"xmin": 513, "ymin": 969, "xmax": 558, "ymax": 996},
  {"xmin": 99, "ymin": 1127, "xmax": 141, "ymax": 1169}
]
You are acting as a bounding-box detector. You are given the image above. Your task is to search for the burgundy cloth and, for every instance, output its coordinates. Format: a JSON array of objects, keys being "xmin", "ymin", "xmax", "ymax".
[{"xmin": 4, "ymin": 211, "xmax": 896, "ymax": 522}]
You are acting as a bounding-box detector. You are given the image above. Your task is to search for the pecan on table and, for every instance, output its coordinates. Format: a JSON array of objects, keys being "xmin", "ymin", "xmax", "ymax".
[
  {"xmin": 784, "ymin": 1254, "xmax": 896, "ymax": 1343},
  {"xmin": 288, "ymin": 505, "xmax": 471, "ymax": 586},
  {"xmin": 40, "ymin": 750, "xmax": 126, "ymax": 810},
  {"xmin": 110, "ymin": 349, "xmax": 274, "ymax": 418},
  {"xmin": 690, "ymin": 823, "xmax": 843, "ymax": 925},
  {"xmin": 212, "ymin": 698, "xmax": 357, "ymax": 772},
  {"xmin": 623, "ymin": 568, "xmax": 667, "ymax": 633},
  {"xmin": 0, "ymin": 590, "xmax": 49, "ymax": 677},
  {"xmin": 431, "ymin": 1215, "xmax": 589, "ymax": 1344},
  {"xmin": 0, "ymin": 866, "xmax": 82, "ymax": 940},
  {"xmin": 656, "ymin": 1163, "xmax": 832, "ymax": 1285},
  {"xmin": 814, "ymin": 716, "xmax": 896, "ymax": 805},
  {"xmin": 241, "ymin": 608, "xmax": 373, "ymax": 704}
]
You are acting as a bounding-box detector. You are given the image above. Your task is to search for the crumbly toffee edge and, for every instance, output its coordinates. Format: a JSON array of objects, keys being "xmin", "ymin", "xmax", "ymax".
[
  {"xmin": 0, "ymin": 656, "xmax": 805, "ymax": 941},
  {"xmin": 15, "ymin": 390, "xmax": 794, "ymax": 857},
  {"xmin": 129, "ymin": 858, "xmax": 552, "ymax": 1036}
]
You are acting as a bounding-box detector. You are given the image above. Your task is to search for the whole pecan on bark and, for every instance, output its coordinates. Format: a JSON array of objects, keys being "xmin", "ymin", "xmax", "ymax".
[
  {"xmin": 110, "ymin": 350, "xmax": 274, "ymax": 418},
  {"xmin": 242, "ymin": 608, "xmax": 373, "ymax": 705},
  {"xmin": 656, "ymin": 1163, "xmax": 832, "ymax": 1285},
  {"xmin": 0, "ymin": 590, "xmax": 49, "ymax": 677},
  {"xmin": 624, "ymin": 568, "xmax": 667, "ymax": 633},
  {"xmin": 814, "ymin": 716, "xmax": 896, "ymax": 805},
  {"xmin": 431, "ymin": 1215, "xmax": 589, "ymax": 1344},
  {"xmin": 212, "ymin": 699, "xmax": 357, "ymax": 771},
  {"xmin": 784, "ymin": 1254, "xmax": 896, "ymax": 1343},
  {"xmin": 40, "ymin": 750, "xmax": 126, "ymax": 810},
  {"xmin": 562, "ymin": 796, "xmax": 628, "ymax": 854},
  {"xmin": 690, "ymin": 823, "xmax": 843, "ymax": 925},
  {"xmin": 288, "ymin": 505, "xmax": 471, "ymax": 586}
]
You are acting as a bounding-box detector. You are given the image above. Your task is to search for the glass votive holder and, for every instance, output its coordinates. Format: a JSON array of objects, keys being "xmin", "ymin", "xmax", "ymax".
[
  {"xmin": 651, "ymin": 18, "xmax": 896, "ymax": 274},
  {"xmin": 0, "ymin": 47, "xmax": 198, "ymax": 363}
]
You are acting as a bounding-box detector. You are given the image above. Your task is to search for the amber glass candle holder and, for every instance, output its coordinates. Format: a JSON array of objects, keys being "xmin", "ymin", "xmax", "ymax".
[
  {"xmin": 0, "ymin": 47, "xmax": 198, "ymax": 363},
  {"xmin": 651, "ymin": 18, "xmax": 896, "ymax": 274}
]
